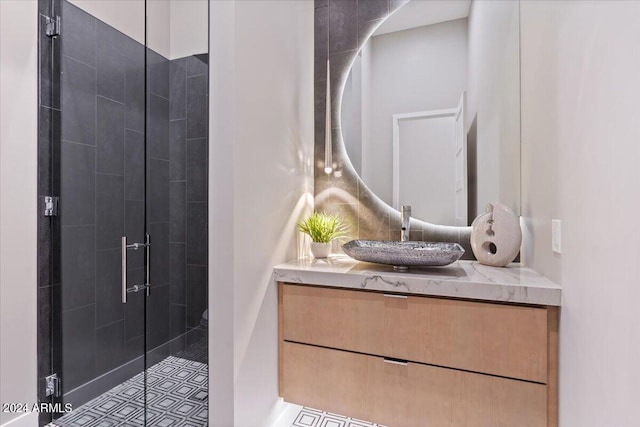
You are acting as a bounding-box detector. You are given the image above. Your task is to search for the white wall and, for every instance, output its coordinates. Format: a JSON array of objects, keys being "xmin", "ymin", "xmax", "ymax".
[
  {"xmin": 209, "ymin": 1, "xmax": 236, "ymax": 425},
  {"xmin": 520, "ymin": 1, "xmax": 640, "ymax": 425},
  {"xmin": 68, "ymin": 0, "xmax": 146, "ymax": 46},
  {"xmin": 69, "ymin": 0, "xmax": 208, "ymax": 59},
  {"xmin": 209, "ymin": 1, "xmax": 314, "ymax": 426},
  {"xmin": 0, "ymin": 1, "xmax": 39, "ymax": 427},
  {"xmin": 467, "ymin": 0, "xmax": 520, "ymax": 216},
  {"xmin": 170, "ymin": 0, "xmax": 208, "ymax": 59},
  {"xmin": 362, "ymin": 18, "xmax": 468, "ymax": 210}
]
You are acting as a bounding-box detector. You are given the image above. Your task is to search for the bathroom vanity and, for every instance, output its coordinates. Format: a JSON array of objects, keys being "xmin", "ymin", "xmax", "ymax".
[{"xmin": 274, "ymin": 257, "xmax": 561, "ymax": 427}]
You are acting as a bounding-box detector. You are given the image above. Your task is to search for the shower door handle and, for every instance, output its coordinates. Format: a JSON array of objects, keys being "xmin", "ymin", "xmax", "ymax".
[
  {"xmin": 122, "ymin": 236, "xmax": 128, "ymax": 303},
  {"xmin": 122, "ymin": 235, "xmax": 151, "ymax": 303}
]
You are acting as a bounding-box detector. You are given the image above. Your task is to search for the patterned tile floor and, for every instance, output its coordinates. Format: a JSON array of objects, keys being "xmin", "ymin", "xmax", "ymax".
[
  {"xmin": 291, "ymin": 407, "xmax": 385, "ymax": 427},
  {"xmin": 49, "ymin": 356, "xmax": 207, "ymax": 427}
]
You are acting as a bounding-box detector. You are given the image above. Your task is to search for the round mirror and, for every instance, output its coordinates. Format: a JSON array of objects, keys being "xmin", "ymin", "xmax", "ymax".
[{"xmin": 340, "ymin": 0, "xmax": 521, "ymax": 226}]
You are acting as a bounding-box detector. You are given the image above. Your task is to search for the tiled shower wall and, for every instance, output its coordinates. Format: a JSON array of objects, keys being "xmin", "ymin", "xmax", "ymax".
[
  {"xmin": 37, "ymin": 0, "xmax": 208, "ymax": 422},
  {"xmin": 169, "ymin": 54, "xmax": 209, "ymax": 333}
]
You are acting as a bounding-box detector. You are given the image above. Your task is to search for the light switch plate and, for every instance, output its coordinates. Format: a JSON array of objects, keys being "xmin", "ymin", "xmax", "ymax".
[{"xmin": 552, "ymin": 219, "xmax": 562, "ymax": 254}]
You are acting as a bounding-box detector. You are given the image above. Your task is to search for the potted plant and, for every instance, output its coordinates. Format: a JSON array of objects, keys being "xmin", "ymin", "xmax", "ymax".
[{"xmin": 297, "ymin": 211, "xmax": 349, "ymax": 258}]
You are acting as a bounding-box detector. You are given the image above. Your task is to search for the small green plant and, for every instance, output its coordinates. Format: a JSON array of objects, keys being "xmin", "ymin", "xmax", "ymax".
[{"xmin": 297, "ymin": 211, "xmax": 349, "ymax": 243}]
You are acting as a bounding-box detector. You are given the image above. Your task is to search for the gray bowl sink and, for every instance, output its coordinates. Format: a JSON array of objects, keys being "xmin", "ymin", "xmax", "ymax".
[{"xmin": 342, "ymin": 240, "xmax": 464, "ymax": 269}]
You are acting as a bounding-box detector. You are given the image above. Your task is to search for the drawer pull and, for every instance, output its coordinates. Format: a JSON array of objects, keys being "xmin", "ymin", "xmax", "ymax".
[
  {"xmin": 383, "ymin": 358, "xmax": 408, "ymax": 366},
  {"xmin": 383, "ymin": 293, "xmax": 408, "ymax": 299}
]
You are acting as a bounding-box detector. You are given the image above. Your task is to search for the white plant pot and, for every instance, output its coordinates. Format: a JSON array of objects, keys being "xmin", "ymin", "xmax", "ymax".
[{"xmin": 310, "ymin": 242, "xmax": 331, "ymax": 258}]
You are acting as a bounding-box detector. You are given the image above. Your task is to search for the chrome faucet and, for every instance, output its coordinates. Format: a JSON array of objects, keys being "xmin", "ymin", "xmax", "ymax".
[{"xmin": 400, "ymin": 205, "xmax": 411, "ymax": 242}]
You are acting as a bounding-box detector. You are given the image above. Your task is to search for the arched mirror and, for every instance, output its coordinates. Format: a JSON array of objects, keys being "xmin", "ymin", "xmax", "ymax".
[{"xmin": 339, "ymin": 0, "xmax": 520, "ymax": 227}]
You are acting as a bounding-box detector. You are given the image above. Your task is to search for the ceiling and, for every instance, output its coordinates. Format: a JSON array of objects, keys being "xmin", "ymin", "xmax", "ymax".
[{"xmin": 373, "ymin": 0, "xmax": 471, "ymax": 36}]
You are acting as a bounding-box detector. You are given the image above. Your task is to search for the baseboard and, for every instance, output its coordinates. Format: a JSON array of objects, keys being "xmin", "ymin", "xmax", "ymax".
[
  {"xmin": 62, "ymin": 330, "xmax": 200, "ymax": 409},
  {"xmin": 0, "ymin": 412, "xmax": 38, "ymax": 427}
]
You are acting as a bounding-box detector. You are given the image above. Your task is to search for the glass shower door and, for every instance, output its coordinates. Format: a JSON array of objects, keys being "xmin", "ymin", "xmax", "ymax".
[
  {"xmin": 44, "ymin": 0, "xmax": 208, "ymax": 425},
  {"xmin": 49, "ymin": 0, "xmax": 149, "ymax": 424}
]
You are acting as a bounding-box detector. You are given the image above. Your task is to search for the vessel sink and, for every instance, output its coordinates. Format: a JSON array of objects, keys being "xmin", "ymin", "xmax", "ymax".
[{"xmin": 342, "ymin": 240, "xmax": 464, "ymax": 269}]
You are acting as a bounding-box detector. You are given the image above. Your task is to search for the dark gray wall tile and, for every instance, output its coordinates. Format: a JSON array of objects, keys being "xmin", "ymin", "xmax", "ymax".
[
  {"xmin": 38, "ymin": 107, "xmax": 60, "ymax": 196},
  {"xmin": 186, "ymin": 202, "xmax": 207, "ymax": 265},
  {"xmin": 170, "ymin": 243, "xmax": 186, "ymax": 305},
  {"xmin": 186, "ymin": 75, "xmax": 208, "ymax": 139},
  {"xmin": 149, "ymin": 222, "xmax": 169, "ymax": 287},
  {"xmin": 61, "ymin": 225, "xmax": 95, "ymax": 310},
  {"xmin": 125, "ymin": 130, "xmax": 145, "ymax": 201},
  {"xmin": 328, "ymin": 0, "xmax": 358, "ymax": 53},
  {"xmin": 186, "ymin": 138, "xmax": 207, "ymax": 202},
  {"xmin": 358, "ymin": 0, "xmax": 388, "ymax": 23},
  {"xmin": 148, "ymin": 50, "xmax": 169, "ymax": 99},
  {"xmin": 125, "ymin": 53, "xmax": 145, "ymax": 132},
  {"xmin": 39, "ymin": 0, "xmax": 50, "ymax": 17},
  {"xmin": 186, "ymin": 55, "xmax": 208, "ymax": 77},
  {"xmin": 97, "ymin": 21, "xmax": 127, "ymax": 103},
  {"xmin": 38, "ymin": 204, "xmax": 52, "ymax": 289},
  {"xmin": 329, "ymin": 50, "xmax": 354, "ymax": 126},
  {"xmin": 38, "ymin": 286, "xmax": 52, "ymax": 380},
  {"xmin": 95, "ymin": 320, "xmax": 125, "ymax": 376},
  {"xmin": 170, "ymin": 120, "xmax": 186, "ymax": 181},
  {"xmin": 61, "ymin": 1, "xmax": 96, "ymax": 67},
  {"xmin": 51, "ymin": 219, "xmax": 61, "ymax": 286},
  {"xmin": 61, "ymin": 56, "xmax": 96, "ymax": 145},
  {"xmin": 315, "ymin": 5, "xmax": 329, "ymax": 83},
  {"xmin": 186, "ymin": 327, "xmax": 206, "ymax": 348},
  {"xmin": 51, "ymin": 284, "xmax": 62, "ymax": 373},
  {"xmin": 170, "ymin": 334, "xmax": 187, "ymax": 356},
  {"xmin": 124, "ymin": 268, "xmax": 145, "ymax": 341},
  {"xmin": 170, "ymin": 59, "xmax": 186, "ymax": 120},
  {"xmin": 186, "ymin": 266, "xmax": 207, "ymax": 328},
  {"xmin": 61, "ymin": 142, "xmax": 95, "ymax": 225},
  {"xmin": 62, "ymin": 304, "xmax": 96, "ymax": 391},
  {"xmin": 146, "ymin": 340, "xmax": 170, "ymax": 367},
  {"xmin": 96, "ymin": 248, "xmax": 124, "ymax": 328},
  {"xmin": 97, "ymin": 96, "xmax": 125, "ymax": 175},
  {"xmin": 357, "ymin": 17, "xmax": 383, "ymax": 50},
  {"xmin": 149, "ymin": 159, "xmax": 169, "ymax": 223},
  {"xmin": 96, "ymin": 174, "xmax": 124, "ymax": 250},
  {"xmin": 314, "ymin": 77, "xmax": 327, "ymax": 154},
  {"xmin": 148, "ymin": 284, "xmax": 170, "ymax": 349},
  {"xmin": 390, "ymin": 0, "xmax": 409, "ymax": 13},
  {"xmin": 316, "ymin": 0, "xmax": 328, "ymax": 8},
  {"xmin": 125, "ymin": 335, "xmax": 144, "ymax": 361},
  {"xmin": 170, "ymin": 182, "xmax": 186, "ymax": 243},
  {"xmin": 149, "ymin": 94, "xmax": 169, "ymax": 160},
  {"xmin": 125, "ymin": 200, "xmax": 145, "ymax": 269},
  {"xmin": 170, "ymin": 304, "xmax": 186, "ymax": 340}
]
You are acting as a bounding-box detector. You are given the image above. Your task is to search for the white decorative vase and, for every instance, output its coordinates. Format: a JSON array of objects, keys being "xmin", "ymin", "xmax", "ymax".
[
  {"xmin": 310, "ymin": 242, "xmax": 331, "ymax": 258},
  {"xmin": 470, "ymin": 202, "xmax": 522, "ymax": 267}
]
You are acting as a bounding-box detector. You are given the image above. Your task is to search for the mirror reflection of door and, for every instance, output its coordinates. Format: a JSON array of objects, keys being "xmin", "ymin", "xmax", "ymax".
[{"xmin": 391, "ymin": 93, "xmax": 466, "ymax": 226}]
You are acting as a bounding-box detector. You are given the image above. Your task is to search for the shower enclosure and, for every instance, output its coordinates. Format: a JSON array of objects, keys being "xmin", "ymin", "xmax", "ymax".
[{"xmin": 37, "ymin": 0, "xmax": 209, "ymax": 425}]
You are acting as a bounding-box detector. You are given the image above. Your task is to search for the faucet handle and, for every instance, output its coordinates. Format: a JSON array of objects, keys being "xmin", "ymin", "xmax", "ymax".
[{"xmin": 401, "ymin": 205, "xmax": 411, "ymax": 215}]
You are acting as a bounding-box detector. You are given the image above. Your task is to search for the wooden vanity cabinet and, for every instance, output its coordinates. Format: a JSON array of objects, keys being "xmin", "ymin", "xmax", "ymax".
[{"xmin": 278, "ymin": 283, "xmax": 559, "ymax": 427}]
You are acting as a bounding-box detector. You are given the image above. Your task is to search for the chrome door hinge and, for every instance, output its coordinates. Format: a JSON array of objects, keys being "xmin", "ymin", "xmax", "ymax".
[
  {"xmin": 45, "ymin": 373, "xmax": 61, "ymax": 397},
  {"xmin": 45, "ymin": 15, "xmax": 61, "ymax": 38},
  {"xmin": 43, "ymin": 196, "xmax": 59, "ymax": 217}
]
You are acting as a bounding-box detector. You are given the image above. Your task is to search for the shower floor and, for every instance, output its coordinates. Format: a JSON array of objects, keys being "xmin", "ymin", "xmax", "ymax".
[{"xmin": 49, "ymin": 353, "xmax": 208, "ymax": 427}]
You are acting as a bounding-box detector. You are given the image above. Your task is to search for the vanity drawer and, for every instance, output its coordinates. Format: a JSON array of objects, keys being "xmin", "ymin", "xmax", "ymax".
[
  {"xmin": 281, "ymin": 341, "xmax": 547, "ymax": 427},
  {"xmin": 280, "ymin": 283, "xmax": 548, "ymax": 382}
]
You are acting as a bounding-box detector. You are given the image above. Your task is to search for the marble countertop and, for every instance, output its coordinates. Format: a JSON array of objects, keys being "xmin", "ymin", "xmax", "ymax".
[{"xmin": 273, "ymin": 256, "xmax": 561, "ymax": 306}]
